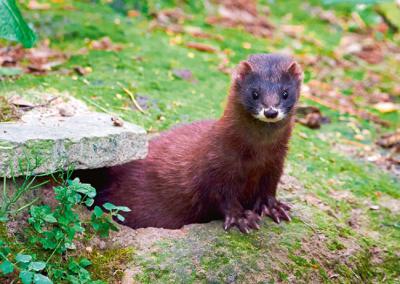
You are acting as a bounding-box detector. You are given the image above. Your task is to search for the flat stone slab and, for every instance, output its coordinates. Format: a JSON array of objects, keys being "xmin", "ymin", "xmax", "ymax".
[{"xmin": 0, "ymin": 112, "xmax": 147, "ymax": 177}]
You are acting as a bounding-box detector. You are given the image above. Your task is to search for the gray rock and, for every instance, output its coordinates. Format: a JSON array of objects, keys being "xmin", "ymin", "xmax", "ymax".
[{"xmin": 0, "ymin": 113, "xmax": 147, "ymax": 177}]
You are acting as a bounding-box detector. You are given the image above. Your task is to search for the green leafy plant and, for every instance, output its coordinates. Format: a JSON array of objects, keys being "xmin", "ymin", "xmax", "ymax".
[
  {"xmin": 0, "ymin": 241, "xmax": 52, "ymax": 284},
  {"xmin": 0, "ymin": 171, "xmax": 130, "ymax": 283},
  {"xmin": 91, "ymin": 202, "xmax": 131, "ymax": 238},
  {"xmin": 0, "ymin": 0, "xmax": 37, "ymax": 47},
  {"xmin": 28, "ymin": 178, "xmax": 96, "ymax": 253}
]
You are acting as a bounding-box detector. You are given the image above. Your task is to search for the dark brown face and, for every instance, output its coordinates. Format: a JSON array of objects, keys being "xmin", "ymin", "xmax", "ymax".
[{"xmin": 233, "ymin": 54, "xmax": 302, "ymax": 123}]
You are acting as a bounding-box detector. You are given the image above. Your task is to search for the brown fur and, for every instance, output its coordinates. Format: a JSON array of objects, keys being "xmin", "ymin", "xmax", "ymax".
[{"xmin": 81, "ymin": 54, "xmax": 302, "ymax": 232}]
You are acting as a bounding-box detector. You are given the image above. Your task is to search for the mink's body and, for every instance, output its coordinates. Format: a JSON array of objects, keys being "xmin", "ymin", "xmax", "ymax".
[{"xmin": 81, "ymin": 54, "xmax": 302, "ymax": 232}]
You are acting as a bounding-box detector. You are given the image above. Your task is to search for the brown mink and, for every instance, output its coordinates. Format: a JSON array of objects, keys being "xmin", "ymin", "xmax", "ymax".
[{"xmin": 81, "ymin": 53, "xmax": 303, "ymax": 233}]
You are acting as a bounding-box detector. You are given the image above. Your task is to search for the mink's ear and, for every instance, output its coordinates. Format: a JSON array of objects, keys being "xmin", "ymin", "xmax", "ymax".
[
  {"xmin": 232, "ymin": 61, "xmax": 253, "ymax": 82},
  {"xmin": 287, "ymin": 61, "xmax": 303, "ymax": 80}
]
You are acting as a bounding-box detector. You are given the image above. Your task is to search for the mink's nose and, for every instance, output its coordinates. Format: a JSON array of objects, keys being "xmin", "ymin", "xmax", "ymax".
[{"xmin": 264, "ymin": 108, "xmax": 278, "ymax": 119}]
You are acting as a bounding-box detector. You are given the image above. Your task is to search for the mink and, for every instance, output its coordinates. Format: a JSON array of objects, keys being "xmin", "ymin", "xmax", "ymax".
[{"xmin": 79, "ymin": 53, "xmax": 303, "ymax": 233}]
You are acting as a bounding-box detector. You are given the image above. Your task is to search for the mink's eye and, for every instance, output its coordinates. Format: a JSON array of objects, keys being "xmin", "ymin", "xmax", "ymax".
[
  {"xmin": 281, "ymin": 90, "xmax": 289, "ymax": 100},
  {"xmin": 252, "ymin": 90, "xmax": 259, "ymax": 100}
]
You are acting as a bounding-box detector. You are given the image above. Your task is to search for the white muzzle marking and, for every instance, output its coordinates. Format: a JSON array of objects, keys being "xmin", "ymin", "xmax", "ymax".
[{"xmin": 253, "ymin": 107, "xmax": 285, "ymax": 123}]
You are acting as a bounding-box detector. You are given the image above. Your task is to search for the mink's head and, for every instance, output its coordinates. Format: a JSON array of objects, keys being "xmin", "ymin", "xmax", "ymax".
[{"xmin": 232, "ymin": 53, "xmax": 302, "ymax": 123}]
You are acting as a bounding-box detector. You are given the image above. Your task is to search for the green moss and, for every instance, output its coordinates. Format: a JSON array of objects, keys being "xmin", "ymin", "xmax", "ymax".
[
  {"xmin": 85, "ymin": 247, "xmax": 134, "ymax": 282},
  {"xmin": 327, "ymin": 239, "xmax": 345, "ymax": 251},
  {"xmin": 0, "ymin": 97, "xmax": 20, "ymax": 122}
]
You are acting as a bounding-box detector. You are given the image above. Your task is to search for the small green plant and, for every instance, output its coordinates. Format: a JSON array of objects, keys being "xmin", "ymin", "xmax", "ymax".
[
  {"xmin": 28, "ymin": 177, "xmax": 97, "ymax": 253},
  {"xmin": 0, "ymin": 170, "xmax": 130, "ymax": 283},
  {"xmin": 91, "ymin": 203, "xmax": 131, "ymax": 238},
  {"xmin": 0, "ymin": 241, "xmax": 52, "ymax": 283}
]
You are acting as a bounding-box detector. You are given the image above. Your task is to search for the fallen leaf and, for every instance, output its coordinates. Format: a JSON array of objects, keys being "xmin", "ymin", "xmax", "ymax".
[
  {"xmin": 8, "ymin": 96, "xmax": 35, "ymax": 108},
  {"xmin": 149, "ymin": 7, "xmax": 192, "ymax": 34},
  {"xmin": 186, "ymin": 42, "xmax": 218, "ymax": 53},
  {"xmin": 377, "ymin": 130, "xmax": 400, "ymax": 148},
  {"xmin": 206, "ymin": 0, "xmax": 274, "ymax": 37},
  {"xmin": 127, "ymin": 10, "xmax": 140, "ymax": 18},
  {"xmin": 74, "ymin": 66, "xmax": 93, "ymax": 76},
  {"xmin": 356, "ymin": 44, "xmax": 384, "ymax": 64},
  {"xmin": 89, "ymin": 37, "xmax": 122, "ymax": 51},
  {"xmin": 111, "ymin": 116, "xmax": 124, "ymax": 127},
  {"xmin": 1, "ymin": 41, "xmax": 66, "ymax": 74},
  {"xmin": 26, "ymin": 41, "xmax": 67, "ymax": 73},
  {"xmin": 184, "ymin": 26, "xmax": 224, "ymax": 41},
  {"xmin": 296, "ymin": 105, "xmax": 330, "ymax": 129},
  {"xmin": 28, "ymin": 0, "xmax": 50, "ymax": 10}
]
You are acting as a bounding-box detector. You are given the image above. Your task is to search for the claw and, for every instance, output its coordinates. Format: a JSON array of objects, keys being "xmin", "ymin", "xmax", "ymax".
[
  {"xmin": 261, "ymin": 205, "xmax": 269, "ymax": 217},
  {"xmin": 223, "ymin": 210, "xmax": 261, "ymax": 233},
  {"xmin": 271, "ymin": 208, "xmax": 281, "ymax": 224},
  {"xmin": 224, "ymin": 216, "xmax": 235, "ymax": 231},
  {"xmin": 279, "ymin": 201, "xmax": 291, "ymax": 211},
  {"xmin": 244, "ymin": 210, "xmax": 261, "ymax": 230},
  {"xmin": 259, "ymin": 197, "xmax": 291, "ymax": 223},
  {"xmin": 237, "ymin": 218, "xmax": 249, "ymax": 233},
  {"xmin": 277, "ymin": 206, "xmax": 291, "ymax": 221}
]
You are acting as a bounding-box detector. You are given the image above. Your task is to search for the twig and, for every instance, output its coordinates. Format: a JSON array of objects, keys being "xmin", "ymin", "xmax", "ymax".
[
  {"xmin": 117, "ymin": 82, "xmax": 146, "ymax": 114},
  {"xmin": 9, "ymin": 96, "xmax": 59, "ymax": 111},
  {"xmin": 13, "ymin": 197, "xmax": 39, "ymax": 214},
  {"xmin": 340, "ymin": 138, "xmax": 367, "ymax": 148},
  {"xmin": 46, "ymin": 239, "xmax": 63, "ymax": 265},
  {"xmin": 81, "ymin": 97, "xmax": 116, "ymax": 116},
  {"xmin": 299, "ymin": 219, "xmax": 319, "ymax": 233},
  {"xmin": 32, "ymin": 96, "xmax": 59, "ymax": 108}
]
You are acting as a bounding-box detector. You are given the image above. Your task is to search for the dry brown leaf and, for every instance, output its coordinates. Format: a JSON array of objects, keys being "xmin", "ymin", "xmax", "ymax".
[
  {"xmin": 377, "ymin": 130, "xmax": 400, "ymax": 148},
  {"xmin": 90, "ymin": 37, "xmax": 123, "ymax": 51},
  {"xmin": 111, "ymin": 116, "xmax": 124, "ymax": 127},
  {"xmin": 184, "ymin": 26, "xmax": 224, "ymax": 41},
  {"xmin": 127, "ymin": 10, "xmax": 140, "ymax": 18},
  {"xmin": 1, "ymin": 42, "xmax": 67, "ymax": 74},
  {"xmin": 28, "ymin": 0, "xmax": 50, "ymax": 10},
  {"xmin": 186, "ymin": 42, "xmax": 218, "ymax": 53},
  {"xmin": 356, "ymin": 43, "xmax": 384, "ymax": 64},
  {"xmin": 296, "ymin": 105, "xmax": 330, "ymax": 129},
  {"xmin": 206, "ymin": 0, "xmax": 274, "ymax": 37},
  {"xmin": 8, "ymin": 96, "xmax": 35, "ymax": 108},
  {"xmin": 74, "ymin": 66, "xmax": 93, "ymax": 76}
]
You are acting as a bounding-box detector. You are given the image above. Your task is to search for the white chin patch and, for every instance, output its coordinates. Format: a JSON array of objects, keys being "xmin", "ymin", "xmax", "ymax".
[{"xmin": 253, "ymin": 108, "xmax": 285, "ymax": 123}]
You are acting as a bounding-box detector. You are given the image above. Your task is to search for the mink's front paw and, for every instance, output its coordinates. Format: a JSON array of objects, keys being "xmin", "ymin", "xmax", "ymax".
[
  {"xmin": 223, "ymin": 210, "xmax": 261, "ymax": 234},
  {"xmin": 256, "ymin": 196, "xmax": 291, "ymax": 224}
]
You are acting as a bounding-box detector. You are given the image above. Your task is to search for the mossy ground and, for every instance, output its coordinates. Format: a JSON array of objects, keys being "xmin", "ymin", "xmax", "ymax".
[{"xmin": 0, "ymin": 0, "xmax": 399, "ymax": 283}]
